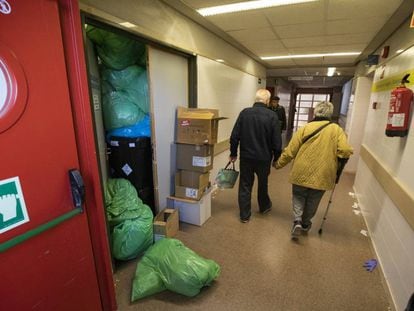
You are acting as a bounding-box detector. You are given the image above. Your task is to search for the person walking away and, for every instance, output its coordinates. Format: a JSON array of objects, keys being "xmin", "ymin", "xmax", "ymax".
[
  {"xmin": 269, "ymin": 96, "xmax": 287, "ymax": 132},
  {"xmin": 274, "ymin": 101, "xmax": 353, "ymax": 239},
  {"xmin": 230, "ymin": 89, "xmax": 282, "ymax": 223}
]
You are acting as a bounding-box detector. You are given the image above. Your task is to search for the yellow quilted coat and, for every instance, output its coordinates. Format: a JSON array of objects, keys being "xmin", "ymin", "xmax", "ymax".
[{"xmin": 276, "ymin": 121, "xmax": 353, "ymax": 190}]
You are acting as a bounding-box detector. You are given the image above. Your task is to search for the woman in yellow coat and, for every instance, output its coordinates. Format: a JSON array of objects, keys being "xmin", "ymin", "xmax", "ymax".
[{"xmin": 274, "ymin": 101, "xmax": 353, "ymax": 239}]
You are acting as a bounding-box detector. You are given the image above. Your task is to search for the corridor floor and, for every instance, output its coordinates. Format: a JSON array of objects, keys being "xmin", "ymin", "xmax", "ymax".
[{"xmin": 114, "ymin": 165, "xmax": 391, "ymax": 311}]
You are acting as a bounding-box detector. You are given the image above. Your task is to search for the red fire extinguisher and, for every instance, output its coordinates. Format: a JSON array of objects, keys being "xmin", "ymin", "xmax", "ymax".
[{"xmin": 385, "ymin": 74, "xmax": 413, "ymax": 137}]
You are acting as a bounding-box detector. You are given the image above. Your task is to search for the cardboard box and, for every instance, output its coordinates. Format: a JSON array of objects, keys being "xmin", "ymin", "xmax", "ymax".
[
  {"xmin": 175, "ymin": 170, "xmax": 210, "ymax": 201},
  {"xmin": 176, "ymin": 143, "xmax": 214, "ymax": 172},
  {"xmin": 180, "ymin": 170, "xmax": 210, "ymax": 188},
  {"xmin": 176, "ymin": 107, "xmax": 226, "ymax": 144},
  {"xmin": 167, "ymin": 189, "xmax": 211, "ymax": 226},
  {"xmin": 153, "ymin": 208, "xmax": 179, "ymax": 242}
]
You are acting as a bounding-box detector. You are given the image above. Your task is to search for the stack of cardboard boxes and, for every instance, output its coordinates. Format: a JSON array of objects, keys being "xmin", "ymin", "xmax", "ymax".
[{"xmin": 167, "ymin": 107, "xmax": 225, "ymax": 226}]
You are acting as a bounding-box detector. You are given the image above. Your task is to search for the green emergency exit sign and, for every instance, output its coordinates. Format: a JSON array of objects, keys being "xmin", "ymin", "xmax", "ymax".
[{"xmin": 0, "ymin": 177, "xmax": 29, "ymax": 234}]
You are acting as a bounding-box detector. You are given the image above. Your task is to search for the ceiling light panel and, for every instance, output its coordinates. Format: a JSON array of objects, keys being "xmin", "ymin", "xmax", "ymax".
[
  {"xmin": 327, "ymin": 67, "xmax": 336, "ymax": 76},
  {"xmin": 118, "ymin": 22, "xmax": 137, "ymax": 28},
  {"xmin": 197, "ymin": 0, "xmax": 319, "ymax": 16},
  {"xmin": 207, "ymin": 11, "xmax": 270, "ymax": 31}
]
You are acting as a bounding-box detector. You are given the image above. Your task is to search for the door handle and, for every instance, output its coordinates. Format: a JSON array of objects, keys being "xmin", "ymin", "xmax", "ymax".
[{"xmin": 68, "ymin": 169, "xmax": 85, "ymax": 210}]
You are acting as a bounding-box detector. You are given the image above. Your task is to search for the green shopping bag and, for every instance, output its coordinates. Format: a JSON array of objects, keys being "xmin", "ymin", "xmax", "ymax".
[{"xmin": 215, "ymin": 161, "xmax": 239, "ymax": 189}]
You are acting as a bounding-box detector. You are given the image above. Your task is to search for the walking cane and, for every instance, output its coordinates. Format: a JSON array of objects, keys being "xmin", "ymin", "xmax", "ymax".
[
  {"xmin": 318, "ymin": 184, "xmax": 336, "ymax": 235},
  {"xmin": 318, "ymin": 157, "xmax": 349, "ymax": 235}
]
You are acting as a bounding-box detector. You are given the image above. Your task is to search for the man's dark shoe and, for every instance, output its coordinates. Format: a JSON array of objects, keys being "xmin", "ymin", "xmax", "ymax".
[
  {"xmin": 240, "ymin": 218, "xmax": 250, "ymax": 223},
  {"xmin": 261, "ymin": 207, "xmax": 272, "ymax": 215},
  {"xmin": 291, "ymin": 221, "xmax": 302, "ymax": 240}
]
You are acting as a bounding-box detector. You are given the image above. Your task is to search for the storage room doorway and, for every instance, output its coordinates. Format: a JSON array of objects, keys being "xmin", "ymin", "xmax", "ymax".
[{"xmin": 81, "ymin": 17, "xmax": 194, "ymax": 301}]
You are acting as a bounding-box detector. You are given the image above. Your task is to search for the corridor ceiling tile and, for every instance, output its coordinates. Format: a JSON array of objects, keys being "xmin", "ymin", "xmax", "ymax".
[
  {"xmin": 244, "ymin": 45, "xmax": 289, "ymax": 56},
  {"xmin": 273, "ymin": 22, "xmax": 325, "ymax": 39},
  {"xmin": 227, "ymin": 27, "xmax": 278, "ymax": 41},
  {"xmin": 325, "ymin": 33, "xmax": 374, "ymax": 45},
  {"xmin": 264, "ymin": 1, "xmax": 324, "ymax": 26},
  {"xmin": 242, "ymin": 39, "xmax": 286, "ymax": 51},
  {"xmin": 326, "ymin": 17, "xmax": 387, "ymax": 36},
  {"xmin": 281, "ymin": 36, "xmax": 326, "ymax": 48},
  {"xmin": 327, "ymin": 0, "xmax": 404, "ymax": 20}
]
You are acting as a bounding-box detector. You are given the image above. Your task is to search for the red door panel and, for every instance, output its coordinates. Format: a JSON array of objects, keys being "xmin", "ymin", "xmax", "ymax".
[{"xmin": 0, "ymin": 1, "xmax": 102, "ymax": 309}]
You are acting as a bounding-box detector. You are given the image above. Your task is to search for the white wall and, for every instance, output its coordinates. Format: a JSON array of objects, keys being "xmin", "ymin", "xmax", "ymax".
[
  {"xmin": 354, "ymin": 44, "xmax": 414, "ymax": 310},
  {"xmin": 345, "ymin": 77, "xmax": 373, "ymax": 173},
  {"xmin": 197, "ymin": 56, "xmax": 265, "ymax": 142},
  {"xmin": 197, "ymin": 56, "xmax": 265, "ymax": 181},
  {"xmin": 148, "ymin": 47, "xmax": 188, "ymax": 210}
]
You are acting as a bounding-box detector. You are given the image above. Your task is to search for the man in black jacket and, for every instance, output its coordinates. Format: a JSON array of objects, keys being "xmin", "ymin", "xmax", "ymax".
[
  {"xmin": 269, "ymin": 96, "xmax": 287, "ymax": 131},
  {"xmin": 230, "ymin": 89, "xmax": 282, "ymax": 223}
]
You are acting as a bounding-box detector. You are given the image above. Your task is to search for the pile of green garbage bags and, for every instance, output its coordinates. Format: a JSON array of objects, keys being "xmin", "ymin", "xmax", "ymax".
[
  {"xmin": 105, "ymin": 178, "xmax": 153, "ymax": 261},
  {"xmin": 86, "ymin": 26, "xmax": 146, "ymax": 70},
  {"xmin": 131, "ymin": 238, "xmax": 221, "ymax": 301},
  {"xmin": 86, "ymin": 26, "xmax": 150, "ymax": 134}
]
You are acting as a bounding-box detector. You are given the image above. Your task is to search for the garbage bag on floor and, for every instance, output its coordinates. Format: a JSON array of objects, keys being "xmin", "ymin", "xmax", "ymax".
[
  {"xmin": 105, "ymin": 178, "xmax": 153, "ymax": 260},
  {"xmin": 131, "ymin": 238, "xmax": 221, "ymax": 301},
  {"xmin": 86, "ymin": 26, "xmax": 145, "ymax": 70},
  {"xmin": 111, "ymin": 207, "xmax": 153, "ymax": 261}
]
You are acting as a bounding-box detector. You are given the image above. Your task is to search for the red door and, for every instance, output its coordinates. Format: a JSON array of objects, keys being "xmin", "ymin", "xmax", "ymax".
[{"xmin": 0, "ymin": 1, "xmax": 113, "ymax": 310}]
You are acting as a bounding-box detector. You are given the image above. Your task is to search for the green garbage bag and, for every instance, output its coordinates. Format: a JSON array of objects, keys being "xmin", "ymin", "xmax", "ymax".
[
  {"xmin": 101, "ymin": 88, "xmax": 145, "ymax": 130},
  {"xmin": 111, "ymin": 206, "xmax": 153, "ymax": 261},
  {"xmin": 102, "ymin": 66, "xmax": 150, "ymax": 114},
  {"xmin": 131, "ymin": 238, "xmax": 221, "ymax": 301},
  {"xmin": 86, "ymin": 26, "xmax": 145, "ymax": 70},
  {"xmin": 105, "ymin": 179, "xmax": 142, "ymax": 224},
  {"xmin": 104, "ymin": 179, "xmax": 154, "ymax": 260}
]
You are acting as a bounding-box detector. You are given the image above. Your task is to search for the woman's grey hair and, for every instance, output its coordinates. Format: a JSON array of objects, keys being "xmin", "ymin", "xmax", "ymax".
[{"xmin": 314, "ymin": 101, "xmax": 334, "ymax": 118}]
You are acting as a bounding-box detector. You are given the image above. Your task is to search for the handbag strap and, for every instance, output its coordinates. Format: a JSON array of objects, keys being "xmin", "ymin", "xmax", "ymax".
[
  {"xmin": 302, "ymin": 122, "xmax": 332, "ymax": 144},
  {"xmin": 225, "ymin": 161, "xmax": 235, "ymax": 170}
]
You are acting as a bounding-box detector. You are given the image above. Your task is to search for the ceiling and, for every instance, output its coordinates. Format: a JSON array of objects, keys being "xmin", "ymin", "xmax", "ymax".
[{"xmin": 164, "ymin": 0, "xmax": 411, "ymax": 87}]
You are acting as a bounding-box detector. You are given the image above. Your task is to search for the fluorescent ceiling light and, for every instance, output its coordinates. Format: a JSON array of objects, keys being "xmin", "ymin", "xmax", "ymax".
[
  {"xmin": 216, "ymin": 59, "xmax": 225, "ymax": 62},
  {"xmin": 118, "ymin": 22, "xmax": 136, "ymax": 28},
  {"xmin": 327, "ymin": 67, "xmax": 336, "ymax": 76},
  {"xmin": 197, "ymin": 0, "xmax": 318, "ymax": 16},
  {"xmin": 396, "ymin": 49, "xmax": 404, "ymax": 53},
  {"xmin": 261, "ymin": 52, "xmax": 360, "ymax": 60}
]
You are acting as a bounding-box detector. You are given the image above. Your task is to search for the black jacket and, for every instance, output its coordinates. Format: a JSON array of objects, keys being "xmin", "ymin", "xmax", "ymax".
[
  {"xmin": 269, "ymin": 105, "xmax": 287, "ymax": 130},
  {"xmin": 230, "ymin": 102, "xmax": 282, "ymax": 162}
]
